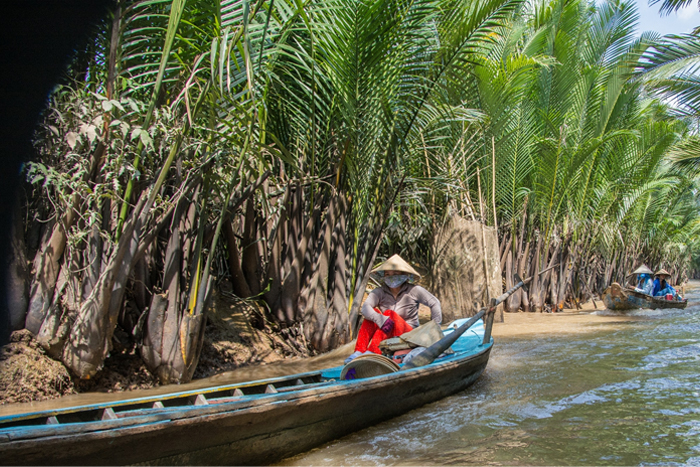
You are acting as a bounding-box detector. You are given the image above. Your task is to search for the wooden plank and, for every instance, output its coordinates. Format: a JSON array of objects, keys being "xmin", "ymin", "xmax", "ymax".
[
  {"xmin": 2, "ymin": 412, "xmax": 174, "ymax": 442},
  {"xmin": 207, "ymin": 396, "xmax": 243, "ymax": 405},
  {"xmin": 116, "ymin": 407, "xmax": 174, "ymax": 419},
  {"xmin": 0, "ymin": 371, "xmax": 325, "ymax": 426},
  {"xmin": 277, "ymin": 381, "xmax": 332, "ymax": 393}
]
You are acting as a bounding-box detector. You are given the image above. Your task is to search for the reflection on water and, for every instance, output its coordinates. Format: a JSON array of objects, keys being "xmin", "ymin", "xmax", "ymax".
[{"xmin": 280, "ymin": 293, "xmax": 700, "ymax": 466}]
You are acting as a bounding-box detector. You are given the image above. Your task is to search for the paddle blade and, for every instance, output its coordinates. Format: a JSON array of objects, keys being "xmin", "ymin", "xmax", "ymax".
[{"xmin": 402, "ymin": 310, "xmax": 486, "ymax": 370}]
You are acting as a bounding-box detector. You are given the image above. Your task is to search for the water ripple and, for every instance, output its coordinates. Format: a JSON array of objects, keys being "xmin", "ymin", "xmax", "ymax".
[
  {"xmin": 639, "ymin": 343, "xmax": 700, "ymax": 370},
  {"xmin": 280, "ymin": 288, "xmax": 700, "ymax": 466}
]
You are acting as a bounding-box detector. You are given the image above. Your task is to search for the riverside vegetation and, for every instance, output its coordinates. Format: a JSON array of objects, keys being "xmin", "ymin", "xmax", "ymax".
[{"xmin": 3, "ymin": 0, "xmax": 700, "ymax": 401}]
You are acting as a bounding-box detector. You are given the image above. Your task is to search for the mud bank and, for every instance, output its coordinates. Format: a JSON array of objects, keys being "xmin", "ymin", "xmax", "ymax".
[{"xmin": 0, "ymin": 293, "xmax": 311, "ymax": 407}]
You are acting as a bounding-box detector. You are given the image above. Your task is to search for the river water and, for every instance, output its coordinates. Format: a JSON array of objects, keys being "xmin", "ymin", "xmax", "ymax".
[{"xmin": 281, "ymin": 293, "xmax": 700, "ymax": 466}]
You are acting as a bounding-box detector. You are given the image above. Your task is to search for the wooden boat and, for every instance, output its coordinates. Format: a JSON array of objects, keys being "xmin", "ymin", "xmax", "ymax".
[
  {"xmin": 0, "ymin": 317, "xmax": 492, "ymax": 466},
  {"xmin": 602, "ymin": 282, "xmax": 688, "ymax": 311}
]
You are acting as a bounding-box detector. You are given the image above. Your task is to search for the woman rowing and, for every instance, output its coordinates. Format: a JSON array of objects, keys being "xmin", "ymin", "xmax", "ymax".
[{"xmin": 345, "ymin": 254, "xmax": 442, "ymax": 364}]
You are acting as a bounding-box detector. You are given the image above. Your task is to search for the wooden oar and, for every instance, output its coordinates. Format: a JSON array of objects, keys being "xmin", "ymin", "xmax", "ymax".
[{"xmin": 401, "ymin": 265, "xmax": 558, "ymax": 370}]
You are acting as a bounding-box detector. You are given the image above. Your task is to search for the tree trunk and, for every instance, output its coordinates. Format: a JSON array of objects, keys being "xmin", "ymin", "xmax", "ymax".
[
  {"xmin": 499, "ymin": 231, "xmax": 511, "ymax": 274},
  {"xmin": 241, "ymin": 199, "xmax": 261, "ymax": 296},
  {"xmin": 274, "ymin": 200, "xmax": 323, "ymax": 325},
  {"xmin": 530, "ymin": 232, "xmax": 543, "ymax": 312},
  {"xmin": 520, "ymin": 239, "xmax": 531, "ymax": 312},
  {"xmin": 504, "ymin": 249, "xmax": 516, "ymax": 312},
  {"xmin": 327, "ymin": 193, "xmax": 350, "ymax": 348},
  {"xmin": 224, "ymin": 221, "xmax": 253, "ymax": 299},
  {"xmin": 61, "ymin": 193, "xmax": 149, "ymax": 378},
  {"xmin": 263, "ymin": 185, "xmax": 291, "ymax": 315},
  {"xmin": 549, "ymin": 251, "xmax": 560, "ymax": 310},
  {"xmin": 541, "ymin": 242, "xmax": 559, "ymax": 311},
  {"xmin": 24, "ymin": 207, "xmax": 74, "ymax": 334},
  {"xmin": 139, "ymin": 188, "xmax": 211, "ymax": 385},
  {"xmin": 303, "ymin": 194, "xmax": 338, "ymax": 351}
]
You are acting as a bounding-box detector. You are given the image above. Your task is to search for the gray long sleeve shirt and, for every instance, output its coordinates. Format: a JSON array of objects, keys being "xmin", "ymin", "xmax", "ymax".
[{"xmin": 361, "ymin": 283, "xmax": 442, "ymax": 329}]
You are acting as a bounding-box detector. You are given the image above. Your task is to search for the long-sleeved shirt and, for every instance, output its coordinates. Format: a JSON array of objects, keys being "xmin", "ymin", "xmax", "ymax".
[
  {"xmin": 360, "ymin": 283, "xmax": 442, "ymax": 329},
  {"xmin": 636, "ymin": 277, "xmax": 653, "ymax": 295},
  {"xmin": 652, "ymin": 278, "xmax": 676, "ymax": 297},
  {"xmin": 652, "ymin": 278, "xmax": 668, "ymax": 296}
]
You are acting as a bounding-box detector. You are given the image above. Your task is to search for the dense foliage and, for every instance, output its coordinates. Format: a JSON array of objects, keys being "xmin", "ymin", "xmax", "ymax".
[{"xmin": 17, "ymin": 0, "xmax": 700, "ymax": 379}]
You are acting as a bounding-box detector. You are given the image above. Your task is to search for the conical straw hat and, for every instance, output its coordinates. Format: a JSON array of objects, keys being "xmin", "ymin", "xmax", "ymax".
[
  {"xmin": 399, "ymin": 321, "xmax": 445, "ymax": 348},
  {"xmin": 655, "ymin": 268, "xmax": 671, "ymax": 277},
  {"xmin": 372, "ymin": 254, "xmax": 421, "ymax": 277},
  {"xmin": 631, "ymin": 265, "xmax": 653, "ymax": 275}
]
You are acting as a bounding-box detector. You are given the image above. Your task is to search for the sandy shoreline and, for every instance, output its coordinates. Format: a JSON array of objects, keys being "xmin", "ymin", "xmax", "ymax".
[
  {"xmin": 493, "ymin": 280, "xmax": 698, "ymax": 338},
  {"xmin": 492, "ymin": 302, "xmax": 636, "ymax": 338}
]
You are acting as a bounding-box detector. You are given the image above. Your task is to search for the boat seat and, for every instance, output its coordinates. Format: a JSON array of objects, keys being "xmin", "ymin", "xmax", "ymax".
[{"xmin": 378, "ymin": 321, "xmax": 445, "ymax": 353}]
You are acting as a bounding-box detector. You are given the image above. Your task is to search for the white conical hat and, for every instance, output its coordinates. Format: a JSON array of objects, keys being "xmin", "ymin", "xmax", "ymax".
[
  {"xmin": 631, "ymin": 265, "xmax": 653, "ymax": 275},
  {"xmin": 655, "ymin": 268, "xmax": 671, "ymax": 277},
  {"xmin": 372, "ymin": 254, "xmax": 421, "ymax": 277}
]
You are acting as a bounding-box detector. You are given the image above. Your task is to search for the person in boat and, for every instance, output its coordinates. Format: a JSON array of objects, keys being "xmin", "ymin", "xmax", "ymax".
[
  {"xmin": 345, "ymin": 254, "xmax": 442, "ymax": 364},
  {"xmin": 636, "ymin": 274, "xmax": 653, "ymax": 295},
  {"xmin": 631, "ymin": 265, "xmax": 654, "ymax": 295},
  {"xmin": 652, "ymin": 269, "xmax": 680, "ymax": 299}
]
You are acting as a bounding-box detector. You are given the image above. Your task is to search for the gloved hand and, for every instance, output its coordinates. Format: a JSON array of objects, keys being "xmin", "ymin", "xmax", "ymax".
[
  {"xmin": 344, "ymin": 351, "xmax": 363, "ymax": 365},
  {"xmin": 380, "ymin": 317, "xmax": 394, "ymax": 334}
]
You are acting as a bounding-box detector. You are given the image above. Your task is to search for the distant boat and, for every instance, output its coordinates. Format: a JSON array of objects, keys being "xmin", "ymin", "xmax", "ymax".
[
  {"xmin": 0, "ymin": 318, "xmax": 492, "ymax": 466},
  {"xmin": 602, "ymin": 282, "xmax": 688, "ymax": 311}
]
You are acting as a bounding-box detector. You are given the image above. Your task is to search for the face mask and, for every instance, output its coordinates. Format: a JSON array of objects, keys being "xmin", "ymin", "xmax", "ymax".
[{"xmin": 384, "ymin": 275, "xmax": 408, "ymax": 288}]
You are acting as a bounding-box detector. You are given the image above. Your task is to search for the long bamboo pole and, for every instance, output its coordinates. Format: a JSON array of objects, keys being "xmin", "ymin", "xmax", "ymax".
[
  {"xmin": 476, "ymin": 166, "xmax": 496, "ymax": 319},
  {"xmin": 476, "ymin": 167, "xmax": 485, "ymax": 223},
  {"xmin": 491, "ymin": 136, "xmax": 498, "ymax": 233},
  {"xmin": 403, "ymin": 265, "xmax": 558, "ymax": 370},
  {"xmin": 480, "ymin": 222, "xmax": 493, "ymax": 318}
]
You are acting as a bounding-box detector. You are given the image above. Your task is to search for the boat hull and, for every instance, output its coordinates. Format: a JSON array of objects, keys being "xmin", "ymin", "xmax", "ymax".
[
  {"xmin": 602, "ymin": 282, "xmax": 688, "ymax": 311},
  {"xmin": 0, "ymin": 323, "xmax": 491, "ymax": 466},
  {"xmin": 159, "ymin": 347, "xmax": 489, "ymax": 466}
]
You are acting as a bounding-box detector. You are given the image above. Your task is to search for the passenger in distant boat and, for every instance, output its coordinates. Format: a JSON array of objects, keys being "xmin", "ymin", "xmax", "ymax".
[
  {"xmin": 652, "ymin": 269, "xmax": 679, "ymax": 299},
  {"xmin": 635, "ymin": 274, "xmax": 654, "ymax": 295},
  {"xmin": 345, "ymin": 254, "xmax": 442, "ymax": 364},
  {"xmin": 630, "ymin": 265, "xmax": 654, "ymax": 295}
]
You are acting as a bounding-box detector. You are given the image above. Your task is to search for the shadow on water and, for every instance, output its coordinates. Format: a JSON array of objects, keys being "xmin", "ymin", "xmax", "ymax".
[{"xmin": 280, "ymin": 287, "xmax": 700, "ymax": 466}]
